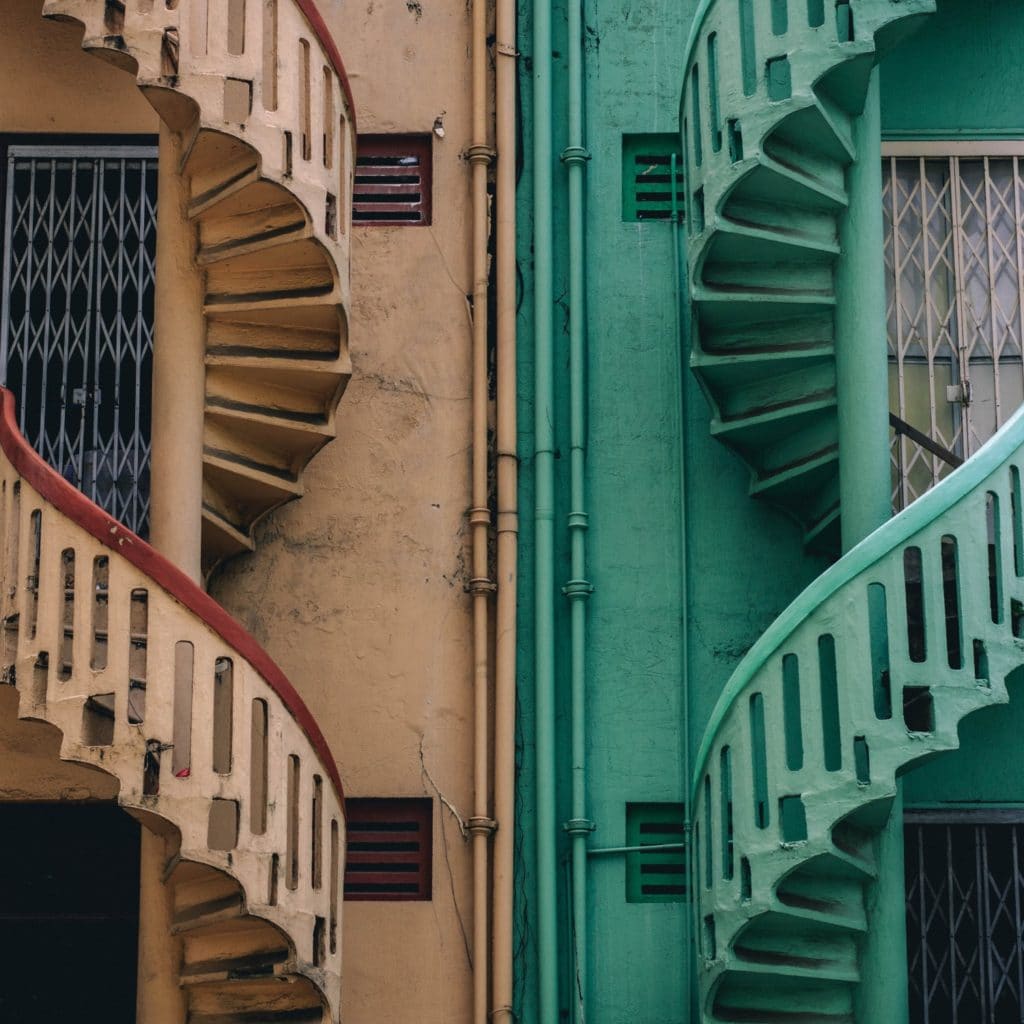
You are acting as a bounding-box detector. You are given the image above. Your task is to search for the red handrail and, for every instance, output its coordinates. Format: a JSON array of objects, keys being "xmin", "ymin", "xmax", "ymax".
[{"xmin": 0, "ymin": 387, "xmax": 345, "ymax": 805}]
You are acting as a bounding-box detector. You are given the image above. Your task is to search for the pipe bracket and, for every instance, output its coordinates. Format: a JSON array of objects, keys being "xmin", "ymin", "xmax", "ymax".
[
  {"xmin": 468, "ymin": 577, "xmax": 497, "ymax": 594},
  {"xmin": 560, "ymin": 146, "xmax": 591, "ymax": 166},
  {"xmin": 562, "ymin": 579, "xmax": 593, "ymax": 599},
  {"xmin": 468, "ymin": 505, "xmax": 492, "ymax": 527},
  {"xmin": 468, "ymin": 816, "xmax": 498, "ymax": 836},
  {"xmin": 563, "ymin": 818, "xmax": 596, "ymax": 836},
  {"xmin": 467, "ymin": 144, "xmax": 497, "ymax": 165},
  {"xmin": 567, "ymin": 511, "xmax": 588, "ymax": 530}
]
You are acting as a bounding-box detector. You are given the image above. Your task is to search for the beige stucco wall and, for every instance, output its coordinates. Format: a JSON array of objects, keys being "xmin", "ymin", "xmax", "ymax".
[
  {"xmin": 210, "ymin": 1, "xmax": 479, "ymax": 1022},
  {"xmin": 0, "ymin": 1, "xmax": 158, "ymax": 134}
]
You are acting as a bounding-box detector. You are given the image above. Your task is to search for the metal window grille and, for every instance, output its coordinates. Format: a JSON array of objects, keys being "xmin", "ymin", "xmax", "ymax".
[
  {"xmin": 352, "ymin": 135, "xmax": 432, "ymax": 226},
  {"xmin": 625, "ymin": 802, "xmax": 687, "ymax": 902},
  {"xmin": 622, "ymin": 134, "xmax": 685, "ymax": 222},
  {"xmin": 343, "ymin": 798, "xmax": 432, "ymax": 901},
  {"xmin": 905, "ymin": 814, "xmax": 1024, "ymax": 1023},
  {"xmin": 884, "ymin": 147, "xmax": 1024, "ymax": 511},
  {"xmin": 0, "ymin": 145, "xmax": 157, "ymax": 536}
]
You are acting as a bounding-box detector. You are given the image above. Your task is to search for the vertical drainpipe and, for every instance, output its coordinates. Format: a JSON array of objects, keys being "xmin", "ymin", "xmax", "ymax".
[
  {"xmin": 533, "ymin": 0, "xmax": 560, "ymax": 1009},
  {"xmin": 468, "ymin": 0, "xmax": 497, "ymax": 1003},
  {"xmin": 835, "ymin": 70, "xmax": 907, "ymax": 1024},
  {"xmin": 560, "ymin": 0, "xmax": 593, "ymax": 1012},
  {"xmin": 670, "ymin": 154, "xmax": 694, "ymax": 1023}
]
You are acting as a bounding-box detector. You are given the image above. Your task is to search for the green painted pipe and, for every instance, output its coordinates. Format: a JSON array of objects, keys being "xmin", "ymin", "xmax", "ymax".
[
  {"xmin": 532, "ymin": 0, "xmax": 559, "ymax": 1011},
  {"xmin": 560, "ymin": 0, "xmax": 591, "ymax": 1011},
  {"xmin": 671, "ymin": 153, "xmax": 696, "ymax": 1024},
  {"xmin": 835, "ymin": 70, "xmax": 908, "ymax": 1024}
]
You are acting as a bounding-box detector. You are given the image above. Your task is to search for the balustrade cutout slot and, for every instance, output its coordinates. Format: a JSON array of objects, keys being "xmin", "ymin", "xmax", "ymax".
[
  {"xmin": 83, "ymin": 692, "xmax": 115, "ymax": 746},
  {"xmin": 853, "ymin": 736, "xmax": 870, "ymax": 785},
  {"xmin": 59, "ymin": 549, "xmax": 74, "ymax": 681},
  {"xmin": 766, "ymin": 56, "xmax": 792, "ymax": 102},
  {"xmin": 974, "ymin": 638, "xmax": 989, "ymax": 684},
  {"xmin": 27, "ymin": 509, "xmax": 40, "ymax": 640},
  {"xmin": 988, "ymin": 492, "xmax": 1004, "ymax": 623},
  {"xmin": 779, "ymin": 796, "xmax": 808, "ymax": 843},
  {"xmin": 703, "ymin": 914, "xmax": 717, "ymax": 960},
  {"xmin": 728, "ymin": 119, "xmax": 744, "ymax": 163},
  {"xmin": 250, "ymin": 699, "xmax": 269, "ymax": 835},
  {"xmin": 1013, "ymin": 599, "xmax": 1024, "ymax": 639},
  {"xmin": 704, "ymin": 774, "xmax": 713, "ymax": 889},
  {"xmin": 330, "ymin": 819, "xmax": 340, "ymax": 952},
  {"xmin": 287, "ymin": 754, "xmax": 300, "ymax": 890},
  {"xmin": 208, "ymin": 799, "xmax": 239, "ymax": 851},
  {"xmin": 323, "ymin": 67, "xmax": 335, "ymax": 170},
  {"xmin": 31, "ymin": 651, "xmax": 48, "ymax": 706},
  {"xmin": 807, "ymin": 0, "xmax": 825, "ymax": 27},
  {"xmin": 720, "ymin": 747, "xmax": 734, "ymax": 880},
  {"xmin": 749, "ymin": 693, "xmax": 770, "ymax": 829},
  {"xmin": 740, "ymin": 856, "xmax": 752, "ymax": 901},
  {"xmin": 738, "ymin": 0, "xmax": 757, "ymax": 96},
  {"xmin": 903, "ymin": 686, "xmax": 934, "ymax": 733},
  {"xmin": 941, "ymin": 536, "xmax": 963, "ymax": 669},
  {"xmin": 212, "ymin": 657, "xmax": 233, "ymax": 774},
  {"xmin": 690, "ymin": 65, "xmax": 703, "ymax": 168},
  {"xmin": 818, "ymin": 634, "xmax": 842, "ymax": 771},
  {"xmin": 707, "ymin": 35, "xmax": 722, "ymax": 153},
  {"xmin": 867, "ymin": 583, "xmax": 892, "ymax": 719},
  {"xmin": 313, "ymin": 917, "xmax": 326, "ymax": 967},
  {"xmin": 312, "ymin": 775, "xmax": 323, "ymax": 890},
  {"xmin": 269, "ymin": 852, "xmax": 280, "ymax": 905},
  {"xmin": 1012, "ymin": 466, "xmax": 1023, "ymax": 575},
  {"xmin": 227, "ymin": 0, "xmax": 246, "ymax": 54},
  {"xmin": 904, "ymin": 547, "xmax": 927, "ymax": 662},
  {"xmin": 782, "ymin": 653, "xmax": 803, "ymax": 770},
  {"xmin": 223, "ymin": 78, "xmax": 253, "ymax": 124},
  {"xmin": 172, "ymin": 641, "xmax": 193, "ymax": 777},
  {"xmin": 262, "ymin": 0, "xmax": 278, "ymax": 110},
  {"xmin": 143, "ymin": 740, "xmax": 161, "ymax": 796},
  {"xmin": 91, "ymin": 556, "xmax": 109, "ymax": 670},
  {"xmin": 300, "ymin": 40, "xmax": 312, "ymax": 161},
  {"xmin": 771, "ymin": 0, "xmax": 788, "ymax": 34}
]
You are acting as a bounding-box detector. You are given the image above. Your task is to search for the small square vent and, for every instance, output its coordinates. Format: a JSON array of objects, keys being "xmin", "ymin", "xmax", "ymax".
[
  {"xmin": 352, "ymin": 134, "xmax": 432, "ymax": 226},
  {"xmin": 622, "ymin": 134, "xmax": 685, "ymax": 223},
  {"xmin": 344, "ymin": 797, "xmax": 432, "ymax": 901},
  {"xmin": 625, "ymin": 802, "xmax": 687, "ymax": 903}
]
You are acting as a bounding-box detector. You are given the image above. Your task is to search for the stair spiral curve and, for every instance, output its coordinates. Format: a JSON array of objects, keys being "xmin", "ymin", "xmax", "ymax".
[
  {"xmin": 0, "ymin": 388, "xmax": 345, "ymax": 1022},
  {"xmin": 681, "ymin": 0, "xmax": 935, "ymax": 553},
  {"xmin": 41, "ymin": 0, "xmax": 356, "ymax": 576},
  {"xmin": 692, "ymin": 398, "xmax": 1024, "ymax": 1022}
]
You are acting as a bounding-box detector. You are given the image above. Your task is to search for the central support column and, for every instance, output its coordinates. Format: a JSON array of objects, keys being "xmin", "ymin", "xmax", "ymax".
[
  {"xmin": 835, "ymin": 70, "xmax": 908, "ymax": 1024},
  {"xmin": 149, "ymin": 123, "xmax": 206, "ymax": 585},
  {"xmin": 137, "ymin": 121, "xmax": 206, "ymax": 1023}
]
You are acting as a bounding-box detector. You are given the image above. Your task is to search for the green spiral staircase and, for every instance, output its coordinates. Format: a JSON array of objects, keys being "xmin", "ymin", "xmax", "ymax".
[{"xmin": 682, "ymin": 0, "xmax": 934, "ymax": 553}]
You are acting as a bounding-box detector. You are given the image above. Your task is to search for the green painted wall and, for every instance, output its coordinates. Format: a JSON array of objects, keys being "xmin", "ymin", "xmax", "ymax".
[
  {"xmin": 514, "ymin": 1, "xmax": 829, "ymax": 1019},
  {"xmin": 880, "ymin": 0, "xmax": 1024, "ymax": 138}
]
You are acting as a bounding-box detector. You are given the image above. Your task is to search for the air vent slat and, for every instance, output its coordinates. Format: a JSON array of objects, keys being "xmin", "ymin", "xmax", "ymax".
[
  {"xmin": 626, "ymin": 802, "xmax": 688, "ymax": 903},
  {"xmin": 353, "ymin": 135, "xmax": 432, "ymax": 226},
  {"xmin": 623, "ymin": 134, "xmax": 686, "ymax": 223},
  {"xmin": 344, "ymin": 798, "xmax": 433, "ymax": 900}
]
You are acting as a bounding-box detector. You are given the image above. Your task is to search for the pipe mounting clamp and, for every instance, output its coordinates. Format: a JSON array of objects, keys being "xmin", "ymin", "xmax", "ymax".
[
  {"xmin": 467, "ymin": 577, "xmax": 497, "ymax": 594},
  {"xmin": 563, "ymin": 818, "xmax": 596, "ymax": 836},
  {"xmin": 562, "ymin": 579, "xmax": 593, "ymax": 599},
  {"xmin": 467, "ymin": 145, "xmax": 497, "ymax": 165},
  {"xmin": 560, "ymin": 146, "xmax": 591, "ymax": 165},
  {"xmin": 468, "ymin": 816, "xmax": 498, "ymax": 836}
]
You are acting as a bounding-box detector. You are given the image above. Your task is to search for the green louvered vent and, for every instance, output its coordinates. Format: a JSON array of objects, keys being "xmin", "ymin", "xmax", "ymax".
[
  {"xmin": 622, "ymin": 135, "xmax": 684, "ymax": 222},
  {"xmin": 625, "ymin": 802, "xmax": 687, "ymax": 902}
]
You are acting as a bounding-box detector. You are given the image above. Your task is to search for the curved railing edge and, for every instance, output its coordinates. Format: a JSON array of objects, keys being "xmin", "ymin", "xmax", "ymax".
[
  {"xmin": 295, "ymin": 0, "xmax": 358, "ymax": 133},
  {"xmin": 0, "ymin": 387, "xmax": 345, "ymax": 806},
  {"xmin": 691, "ymin": 401, "xmax": 1024, "ymax": 799}
]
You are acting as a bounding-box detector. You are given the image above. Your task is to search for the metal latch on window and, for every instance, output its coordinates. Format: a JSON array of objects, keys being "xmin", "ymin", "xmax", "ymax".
[
  {"xmin": 72, "ymin": 386, "xmax": 101, "ymax": 406},
  {"xmin": 946, "ymin": 381, "xmax": 972, "ymax": 406}
]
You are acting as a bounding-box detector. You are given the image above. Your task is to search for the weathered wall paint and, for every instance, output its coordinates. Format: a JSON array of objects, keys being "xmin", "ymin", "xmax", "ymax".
[
  {"xmin": 0, "ymin": 0, "xmax": 158, "ymax": 134},
  {"xmin": 514, "ymin": 0, "xmax": 829, "ymax": 1019},
  {"xmin": 880, "ymin": 0, "xmax": 1024, "ymax": 138},
  {"xmin": 210, "ymin": 2, "xmax": 478, "ymax": 1022}
]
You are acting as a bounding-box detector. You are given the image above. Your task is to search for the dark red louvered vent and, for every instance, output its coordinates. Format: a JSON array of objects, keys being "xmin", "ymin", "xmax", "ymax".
[
  {"xmin": 344, "ymin": 798, "xmax": 432, "ymax": 900},
  {"xmin": 352, "ymin": 135, "xmax": 432, "ymax": 226}
]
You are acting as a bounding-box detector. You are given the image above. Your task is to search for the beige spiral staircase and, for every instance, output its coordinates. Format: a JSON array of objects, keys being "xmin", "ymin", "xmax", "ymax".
[{"xmin": 43, "ymin": 0, "xmax": 356, "ymax": 576}]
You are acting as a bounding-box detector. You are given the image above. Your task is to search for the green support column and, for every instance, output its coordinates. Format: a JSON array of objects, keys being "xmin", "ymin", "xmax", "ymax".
[{"xmin": 836, "ymin": 69, "xmax": 908, "ymax": 1024}]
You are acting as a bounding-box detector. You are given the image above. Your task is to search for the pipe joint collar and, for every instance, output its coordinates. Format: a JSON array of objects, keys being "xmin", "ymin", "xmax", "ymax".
[
  {"xmin": 467, "ymin": 144, "xmax": 497, "ymax": 165},
  {"xmin": 468, "ymin": 815, "xmax": 498, "ymax": 836},
  {"xmin": 563, "ymin": 818, "xmax": 596, "ymax": 836},
  {"xmin": 468, "ymin": 505, "xmax": 492, "ymax": 527},
  {"xmin": 562, "ymin": 579, "xmax": 593, "ymax": 599},
  {"xmin": 567, "ymin": 511, "xmax": 588, "ymax": 530},
  {"xmin": 560, "ymin": 146, "xmax": 591, "ymax": 166},
  {"xmin": 467, "ymin": 576, "xmax": 497, "ymax": 594}
]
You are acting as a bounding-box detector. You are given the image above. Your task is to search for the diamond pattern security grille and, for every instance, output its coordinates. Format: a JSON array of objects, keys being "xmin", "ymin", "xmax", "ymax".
[
  {"xmin": 343, "ymin": 798, "xmax": 432, "ymax": 901},
  {"xmin": 906, "ymin": 818, "xmax": 1024, "ymax": 1024},
  {"xmin": 0, "ymin": 147, "xmax": 157, "ymax": 536},
  {"xmin": 884, "ymin": 155, "xmax": 1024, "ymax": 511}
]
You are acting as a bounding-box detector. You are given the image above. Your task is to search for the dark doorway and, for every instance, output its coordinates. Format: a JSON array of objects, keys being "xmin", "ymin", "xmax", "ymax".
[
  {"xmin": 0, "ymin": 802, "xmax": 140, "ymax": 1021},
  {"xmin": 0, "ymin": 142, "xmax": 157, "ymax": 536},
  {"xmin": 906, "ymin": 814, "xmax": 1024, "ymax": 1023}
]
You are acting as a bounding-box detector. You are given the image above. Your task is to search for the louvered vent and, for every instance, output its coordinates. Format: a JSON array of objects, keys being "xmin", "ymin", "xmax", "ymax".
[
  {"xmin": 352, "ymin": 135, "xmax": 432, "ymax": 226},
  {"xmin": 344, "ymin": 798, "xmax": 432, "ymax": 901},
  {"xmin": 625, "ymin": 802, "xmax": 687, "ymax": 902},
  {"xmin": 622, "ymin": 134, "xmax": 685, "ymax": 222}
]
